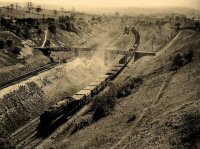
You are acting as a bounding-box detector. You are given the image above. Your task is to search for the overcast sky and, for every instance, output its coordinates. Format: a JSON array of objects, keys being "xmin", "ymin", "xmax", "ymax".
[{"xmin": 1, "ymin": 0, "xmax": 200, "ymax": 9}]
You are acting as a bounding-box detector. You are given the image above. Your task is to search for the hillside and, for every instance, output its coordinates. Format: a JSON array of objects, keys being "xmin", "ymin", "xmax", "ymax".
[
  {"xmin": 1, "ymin": 4, "xmax": 200, "ymax": 148},
  {"xmin": 51, "ymin": 30, "xmax": 200, "ymax": 149},
  {"xmin": 0, "ymin": 12, "xmax": 113, "ymax": 85},
  {"xmin": 0, "ymin": 21, "xmax": 133, "ymax": 142}
]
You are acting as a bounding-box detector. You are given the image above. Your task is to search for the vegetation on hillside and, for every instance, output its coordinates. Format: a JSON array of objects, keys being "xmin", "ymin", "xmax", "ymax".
[
  {"xmin": 170, "ymin": 49, "xmax": 194, "ymax": 71},
  {"xmin": 0, "ymin": 82, "xmax": 45, "ymax": 140},
  {"xmin": 90, "ymin": 77, "xmax": 142, "ymax": 122}
]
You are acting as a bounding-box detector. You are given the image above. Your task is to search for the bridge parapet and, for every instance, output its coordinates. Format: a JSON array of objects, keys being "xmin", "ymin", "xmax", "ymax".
[
  {"xmin": 34, "ymin": 47, "xmax": 91, "ymax": 52},
  {"xmin": 104, "ymin": 49, "xmax": 132, "ymax": 55},
  {"xmin": 104, "ymin": 49, "xmax": 156, "ymax": 65},
  {"xmin": 134, "ymin": 51, "xmax": 156, "ymax": 61},
  {"xmin": 34, "ymin": 47, "xmax": 92, "ymax": 57}
]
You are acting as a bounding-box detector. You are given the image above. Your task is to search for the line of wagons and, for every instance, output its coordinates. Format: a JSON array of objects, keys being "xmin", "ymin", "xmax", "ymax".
[
  {"xmin": 36, "ymin": 27, "xmax": 140, "ymax": 136},
  {"xmin": 36, "ymin": 55, "xmax": 131, "ymax": 135}
]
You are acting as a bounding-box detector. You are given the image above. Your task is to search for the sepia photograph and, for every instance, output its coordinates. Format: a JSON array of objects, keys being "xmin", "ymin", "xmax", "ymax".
[{"xmin": 0, "ymin": 0, "xmax": 200, "ymax": 148}]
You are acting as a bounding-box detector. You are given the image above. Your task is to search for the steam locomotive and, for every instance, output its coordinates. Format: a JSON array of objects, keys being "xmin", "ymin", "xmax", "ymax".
[{"xmin": 36, "ymin": 27, "xmax": 140, "ymax": 136}]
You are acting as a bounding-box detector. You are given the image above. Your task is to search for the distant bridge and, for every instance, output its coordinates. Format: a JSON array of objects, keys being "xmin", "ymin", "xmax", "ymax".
[
  {"xmin": 34, "ymin": 47, "xmax": 91, "ymax": 51},
  {"xmin": 134, "ymin": 51, "xmax": 156, "ymax": 61},
  {"xmin": 104, "ymin": 49, "xmax": 156, "ymax": 65},
  {"xmin": 34, "ymin": 47, "xmax": 92, "ymax": 57}
]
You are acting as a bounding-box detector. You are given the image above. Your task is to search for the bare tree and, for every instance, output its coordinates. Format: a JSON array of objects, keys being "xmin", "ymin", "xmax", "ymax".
[
  {"xmin": 114, "ymin": 12, "xmax": 119, "ymax": 17},
  {"xmin": 10, "ymin": 4, "xmax": 14, "ymax": 12},
  {"xmin": 15, "ymin": 3, "xmax": 19, "ymax": 10},
  {"xmin": 6, "ymin": 5, "xmax": 10, "ymax": 12},
  {"xmin": 35, "ymin": 6, "xmax": 42, "ymax": 15},
  {"xmin": 71, "ymin": 7, "xmax": 75, "ymax": 12},
  {"xmin": 27, "ymin": 2, "xmax": 33, "ymax": 13},
  {"xmin": 53, "ymin": 9, "xmax": 58, "ymax": 16},
  {"xmin": 60, "ymin": 7, "xmax": 64, "ymax": 12}
]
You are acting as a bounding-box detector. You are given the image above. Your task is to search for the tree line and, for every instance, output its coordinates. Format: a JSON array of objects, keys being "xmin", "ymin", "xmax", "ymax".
[{"xmin": 4, "ymin": 1, "xmax": 74, "ymax": 16}]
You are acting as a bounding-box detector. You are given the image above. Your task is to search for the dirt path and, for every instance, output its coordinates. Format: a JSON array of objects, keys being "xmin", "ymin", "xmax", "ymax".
[
  {"xmin": 110, "ymin": 31, "xmax": 180, "ymax": 147},
  {"xmin": 110, "ymin": 71, "xmax": 175, "ymax": 149},
  {"xmin": 156, "ymin": 31, "xmax": 181, "ymax": 56},
  {"xmin": 41, "ymin": 30, "xmax": 48, "ymax": 48}
]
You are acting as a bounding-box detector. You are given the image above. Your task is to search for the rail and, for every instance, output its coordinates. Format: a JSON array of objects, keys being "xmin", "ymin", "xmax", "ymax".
[
  {"xmin": 0, "ymin": 57, "xmax": 77, "ymax": 90},
  {"xmin": 9, "ymin": 27, "xmax": 142, "ymax": 148}
]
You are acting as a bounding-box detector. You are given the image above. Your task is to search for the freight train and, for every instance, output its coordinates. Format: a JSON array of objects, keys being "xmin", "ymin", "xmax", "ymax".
[{"xmin": 36, "ymin": 27, "xmax": 140, "ymax": 135}]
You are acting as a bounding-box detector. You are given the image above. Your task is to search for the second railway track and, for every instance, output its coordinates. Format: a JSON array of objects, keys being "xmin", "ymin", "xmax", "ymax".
[{"xmin": 0, "ymin": 56, "xmax": 78, "ymax": 90}]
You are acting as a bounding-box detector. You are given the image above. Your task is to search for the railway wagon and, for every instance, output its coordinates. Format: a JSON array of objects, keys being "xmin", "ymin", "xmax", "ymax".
[
  {"xmin": 106, "ymin": 70, "xmax": 119, "ymax": 80},
  {"xmin": 108, "ymin": 55, "xmax": 124, "ymax": 67},
  {"xmin": 114, "ymin": 64, "xmax": 125, "ymax": 68},
  {"xmin": 111, "ymin": 65, "xmax": 124, "ymax": 72},
  {"xmin": 99, "ymin": 74, "xmax": 111, "ymax": 83},
  {"xmin": 83, "ymin": 74, "xmax": 111, "ymax": 96},
  {"xmin": 74, "ymin": 90, "xmax": 92, "ymax": 104},
  {"xmin": 89, "ymin": 81, "xmax": 105, "ymax": 93},
  {"xmin": 83, "ymin": 85, "xmax": 99, "ymax": 96},
  {"xmin": 111, "ymin": 66, "xmax": 124, "ymax": 75},
  {"xmin": 119, "ymin": 55, "xmax": 129, "ymax": 64},
  {"xmin": 108, "ymin": 64, "xmax": 124, "ymax": 72},
  {"xmin": 94, "ymin": 78, "xmax": 108, "ymax": 88},
  {"xmin": 113, "ymin": 64, "xmax": 126, "ymax": 71}
]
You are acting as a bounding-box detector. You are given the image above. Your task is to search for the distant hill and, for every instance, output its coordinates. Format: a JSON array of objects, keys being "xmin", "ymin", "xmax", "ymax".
[
  {"xmin": 0, "ymin": 1, "xmax": 199, "ymax": 17},
  {"xmin": 83, "ymin": 6, "xmax": 200, "ymax": 16}
]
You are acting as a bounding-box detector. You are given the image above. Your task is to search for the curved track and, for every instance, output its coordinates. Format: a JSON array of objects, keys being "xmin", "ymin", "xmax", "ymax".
[{"xmin": 9, "ymin": 28, "xmax": 140, "ymax": 149}]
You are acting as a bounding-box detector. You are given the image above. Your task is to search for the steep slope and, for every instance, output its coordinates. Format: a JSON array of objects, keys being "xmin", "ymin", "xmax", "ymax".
[
  {"xmin": 53, "ymin": 30, "xmax": 200, "ymax": 149},
  {"xmin": 0, "ymin": 17, "xmax": 115, "ymax": 85},
  {"xmin": 0, "ymin": 26, "xmax": 131, "ymax": 142}
]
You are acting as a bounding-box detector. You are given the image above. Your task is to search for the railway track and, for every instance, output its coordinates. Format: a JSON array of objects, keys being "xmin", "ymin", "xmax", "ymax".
[
  {"xmin": 0, "ymin": 28, "xmax": 74, "ymax": 90},
  {"xmin": 9, "ymin": 27, "xmax": 140, "ymax": 149},
  {"xmin": 17, "ymin": 132, "xmax": 43, "ymax": 149},
  {"xmin": 0, "ymin": 47, "xmax": 102, "ymax": 90},
  {"xmin": 0, "ymin": 62, "xmax": 58, "ymax": 90},
  {"xmin": 10, "ymin": 118, "xmax": 40, "ymax": 145},
  {"xmin": 0, "ymin": 56, "xmax": 78, "ymax": 90},
  {"xmin": 10, "ymin": 105, "xmax": 91, "ymax": 149},
  {"xmin": 0, "ymin": 28, "xmax": 125, "ymax": 91}
]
